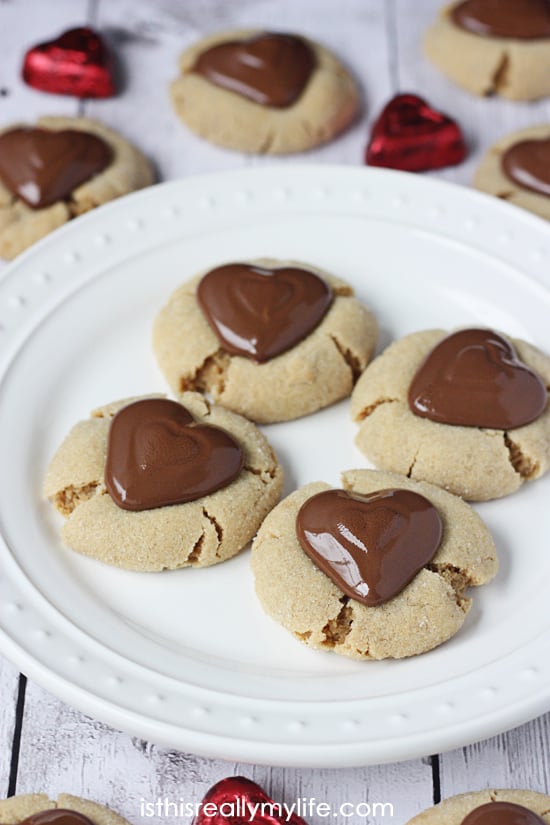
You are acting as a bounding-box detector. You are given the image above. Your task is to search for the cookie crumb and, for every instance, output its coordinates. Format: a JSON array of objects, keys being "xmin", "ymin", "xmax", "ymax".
[{"xmin": 54, "ymin": 481, "xmax": 99, "ymax": 516}]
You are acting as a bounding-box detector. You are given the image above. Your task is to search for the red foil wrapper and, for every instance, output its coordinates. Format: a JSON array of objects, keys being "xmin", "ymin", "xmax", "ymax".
[
  {"xmin": 22, "ymin": 26, "xmax": 115, "ymax": 98},
  {"xmin": 366, "ymin": 93, "xmax": 467, "ymax": 172}
]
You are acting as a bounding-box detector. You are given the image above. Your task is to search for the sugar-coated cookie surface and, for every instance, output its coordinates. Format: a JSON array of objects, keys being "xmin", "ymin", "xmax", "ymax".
[
  {"xmin": 0, "ymin": 794, "xmax": 130, "ymax": 825},
  {"xmin": 424, "ymin": 3, "xmax": 550, "ymax": 100},
  {"xmin": 474, "ymin": 125, "xmax": 550, "ymax": 221},
  {"xmin": 351, "ymin": 329, "xmax": 550, "ymax": 501},
  {"xmin": 251, "ymin": 469, "xmax": 497, "ymax": 660},
  {"xmin": 170, "ymin": 29, "xmax": 359, "ymax": 154},
  {"xmin": 0, "ymin": 116, "xmax": 154, "ymax": 259},
  {"xmin": 153, "ymin": 259, "xmax": 377, "ymax": 424},
  {"xmin": 43, "ymin": 392, "xmax": 283, "ymax": 570},
  {"xmin": 405, "ymin": 789, "xmax": 550, "ymax": 824}
]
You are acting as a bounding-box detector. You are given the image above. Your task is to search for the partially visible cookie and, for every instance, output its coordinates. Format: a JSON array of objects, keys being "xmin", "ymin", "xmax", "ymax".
[
  {"xmin": 170, "ymin": 30, "xmax": 359, "ymax": 153},
  {"xmin": 0, "ymin": 794, "xmax": 130, "ymax": 825},
  {"xmin": 405, "ymin": 789, "xmax": 550, "ymax": 824},
  {"xmin": 153, "ymin": 259, "xmax": 377, "ymax": 424},
  {"xmin": 351, "ymin": 328, "xmax": 550, "ymax": 500},
  {"xmin": 251, "ymin": 469, "xmax": 497, "ymax": 660},
  {"xmin": 0, "ymin": 116, "xmax": 154, "ymax": 259},
  {"xmin": 424, "ymin": 1, "xmax": 550, "ymax": 100},
  {"xmin": 43, "ymin": 391, "xmax": 283, "ymax": 570},
  {"xmin": 474, "ymin": 125, "xmax": 550, "ymax": 221}
]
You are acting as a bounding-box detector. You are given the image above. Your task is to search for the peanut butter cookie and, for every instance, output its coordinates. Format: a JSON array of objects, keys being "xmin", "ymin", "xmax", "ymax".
[
  {"xmin": 406, "ymin": 789, "xmax": 550, "ymax": 824},
  {"xmin": 351, "ymin": 329, "xmax": 550, "ymax": 500},
  {"xmin": 153, "ymin": 259, "xmax": 377, "ymax": 424},
  {"xmin": 0, "ymin": 116, "xmax": 154, "ymax": 259},
  {"xmin": 170, "ymin": 30, "xmax": 359, "ymax": 153},
  {"xmin": 44, "ymin": 392, "xmax": 283, "ymax": 570},
  {"xmin": 251, "ymin": 469, "xmax": 497, "ymax": 660}
]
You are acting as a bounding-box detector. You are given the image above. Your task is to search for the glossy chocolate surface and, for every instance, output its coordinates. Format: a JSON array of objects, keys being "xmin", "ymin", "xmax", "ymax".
[
  {"xmin": 104, "ymin": 399, "xmax": 243, "ymax": 511},
  {"xmin": 193, "ymin": 32, "xmax": 315, "ymax": 107},
  {"xmin": 18, "ymin": 811, "xmax": 95, "ymax": 825},
  {"xmin": 408, "ymin": 329, "xmax": 547, "ymax": 429},
  {"xmin": 502, "ymin": 138, "xmax": 550, "ymax": 197},
  {"xmin": 451, "ymin": 0, "xmax": 550, "ymax": 39},
  {"xmin": 0, "ymin": 127, "xmax": 112, "ymax": 209},
  {"xmin": 461, "ymin": 801, "xmax": 546, "ymax": 825},
  {"xmin": 296, "ymin": 488, "xmax": 443, "ymax": 607},
  {"xmin": 197, "ymin": 262, "xmax": 332, "ymax": 363}
]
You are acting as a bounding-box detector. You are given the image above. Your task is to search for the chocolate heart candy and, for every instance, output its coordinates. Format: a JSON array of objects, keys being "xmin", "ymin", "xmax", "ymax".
[
  {"xmin": 16, "ymin": 811, "xmax": 94, "ymax": 825},
  {"xmin": 104, "ymin": 399, "xmax": 243, "ymax": 511},
  {"xmin": 0, "ymin": 127, "xmax": 112, "ymax": 209},
  {"xmin": 461, "ymin": 802, "xmax": 546, "ymax": 825},
  {"xmin": 193, "ymin": 32, "xmax": 315, "ymax": 108},
  {"xmin": 197, "ymin": 263, "xmax": 332, "ymax": 363},
  {"xmin": 296, "ymin": 488, "xmax": 443, "ymax": 607},
  {"xmin": 195, "ymin": 776, "xmax": 308, "ymax": 825},
  {"xmin": 452, "ymin": 0, "xmax": 550, "ymax": 39},
  {"xmin": 501, "ymin": 138, "xmax": 550, "ymax": 197},
  {"xmin": 408, "ymin": 329, "xmax": 547, "ymax": 429},
  {"xmin": 365, "ymin": 94, "xmax": 466, "ymax": 172},
  {"xmin": 22, "ymin": 26, "xmax": 115, "ymax": 98}
]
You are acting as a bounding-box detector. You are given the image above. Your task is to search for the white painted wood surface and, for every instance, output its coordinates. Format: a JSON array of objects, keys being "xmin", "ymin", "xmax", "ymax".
[{"xmin": 1, "ymin": 0, "xmax": 550, "ymax": 820}]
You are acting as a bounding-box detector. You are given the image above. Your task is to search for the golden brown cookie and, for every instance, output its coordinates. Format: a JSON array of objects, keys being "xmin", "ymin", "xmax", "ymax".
[
  {"xmin": 351, "ymin": 329, "xmax": 550, "ymax": 501},
  {"xmin": 406, "ymin": 789, "xmax": 550, "ymax": 824},
  {"xmin": 0, "ymin": 794, "xmax": 130, "ymax": 825},
  {"xmin": 474, "ymin": 125, "xmax": 550, "ymax": 221},
  {"xmin": 153, "ymin": 259, "xmax": 377, "ymax": 424},
  {"xmin": 44, "ymin": 391, "xmax": 283, "ymax": 570},
  {"xmin": 424, "ymin": 2, "xmax": 550, "ymax": 100},
  {"xmin": 170, "ymin": 30, "xmax": 359, "ymax": 153},
  {"xmin": 0, "ymin": 116, "xmax": 154, "ymax": 259},
  {"xmin": 251, "ymin": 469, "xmax": 497, "ymax": 660}
]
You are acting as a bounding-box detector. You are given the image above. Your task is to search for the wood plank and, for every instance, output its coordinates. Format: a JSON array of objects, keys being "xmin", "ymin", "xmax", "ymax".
[
  {"xmin": 392, "ymin": 0, "xmax": 550, "ymax": 185},
  {"xmin": 16, "ymin": 680, "xmax": 434, "ymax": 821},
  {"xmin": 0, "ymin": 657, "xmax": 22, "ymax": 797},
  {"xmin": 0, "ymin": 0, "xmax": 89, "ymax": 122},
  {"xmin": 439, "ymin": 716, "xmax": 550, "ymax": 798}
]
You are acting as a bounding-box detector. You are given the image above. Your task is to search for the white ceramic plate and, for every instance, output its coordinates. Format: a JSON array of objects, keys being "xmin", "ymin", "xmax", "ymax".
[{"xmin": 1, "ymin": 166, "xmax": 550, "ymax": 767}]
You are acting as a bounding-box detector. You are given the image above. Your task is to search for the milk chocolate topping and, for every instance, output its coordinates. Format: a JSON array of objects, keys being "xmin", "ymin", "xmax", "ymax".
[
  {"xmin": 0, "ymin": 127, "xmax": 112, "ymax": 209},
  {"xmin": 296, "ymin": 488, "xmax": 443, "ymax": 607},
  {"xmin": 192, "ymin": 33, "xmax": 315, "ymax": 108},
  {"xmin": 502, "ymin": 138, "xmax": 550, "ymax": 197},
  {"xmin": 104, "ymin": 399, "xmax": 243, "ymax": 511},
  {"xmin": 197, "ymin": 263, "xmax": 333, "ymax": 363},
  {"xmin": 461, "ymin": 802, "xmax": 546, "ymax": 825},
  {"xmin": 451, "ymin": 0, "xmax": 550, "ymax": 39},
  {"xmin": 408, "ymin": 329, "xmax": 547, "ymax": 429},
  {"xmin": 17, "ymin": 811, "xmax": 95, "ymax": 825}
]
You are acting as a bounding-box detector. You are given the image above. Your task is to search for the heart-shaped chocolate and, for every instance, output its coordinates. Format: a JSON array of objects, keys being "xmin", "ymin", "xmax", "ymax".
[
  {"xmin": 296, "ymin": 488, "xmax": 443, "ymax": 607},
  {"xmin": 197, "ymin": 263, "xmax": 332, "ymax": 362},
  {"xmin": 461, "ymin": 802, "xmax": 546, "ymax": 825},
  {"xmin": 16, "ymin": 811, "xmax": 95, "ymax": 825},
  {"xmin": 501, "ymin": 138, "xmax": 550, "ymax": 197},
  {"xmin": 195, "ymin": 776, "xmax": 308, "ymax": 825},
  {"xmin": 0, "ymin": 127, "xmax": 112, "ymax": 209},
  {"xmin": 104, "ymin": 399, "xmax": 243, "ymax": 511},
  {"xmin": 451, "ymin": 0, "xmax": 550, "ymax": 39},
  {"xmin": 365, "ymin": 94, "xmax": 466, "ymax": 172},
  {"xmin": 408, "ymin": 329, "xmax": 547, "ymax": 429},
  {"xmin": 192, "ymin": 32, "xmax": 315, "ymax": 108},
  {"xmin": 22, "ymin": 26, "xmax": 115, "ymax": 98}
]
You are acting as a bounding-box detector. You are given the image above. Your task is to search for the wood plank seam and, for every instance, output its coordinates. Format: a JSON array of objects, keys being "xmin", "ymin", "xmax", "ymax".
[
  {"xmin": 7, "ymin": 675, "xmax": 27, "ymax": 797},
  {"xmin": 430, "ymin": 753, "xmax": 441, "ymax": 803}
]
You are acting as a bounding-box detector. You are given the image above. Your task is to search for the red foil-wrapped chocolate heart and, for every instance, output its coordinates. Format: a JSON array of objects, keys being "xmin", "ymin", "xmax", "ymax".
[
  {"xmin": 22, "ymin": 27, "xmax": 115, "ymax": 98},
  {"xmin": 366, "ymin": 93, "xmax": 467, "ymax": 172},
  {"xmin": 195, "ymin": 777, "xmax": 308, "ymax": 825}
]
